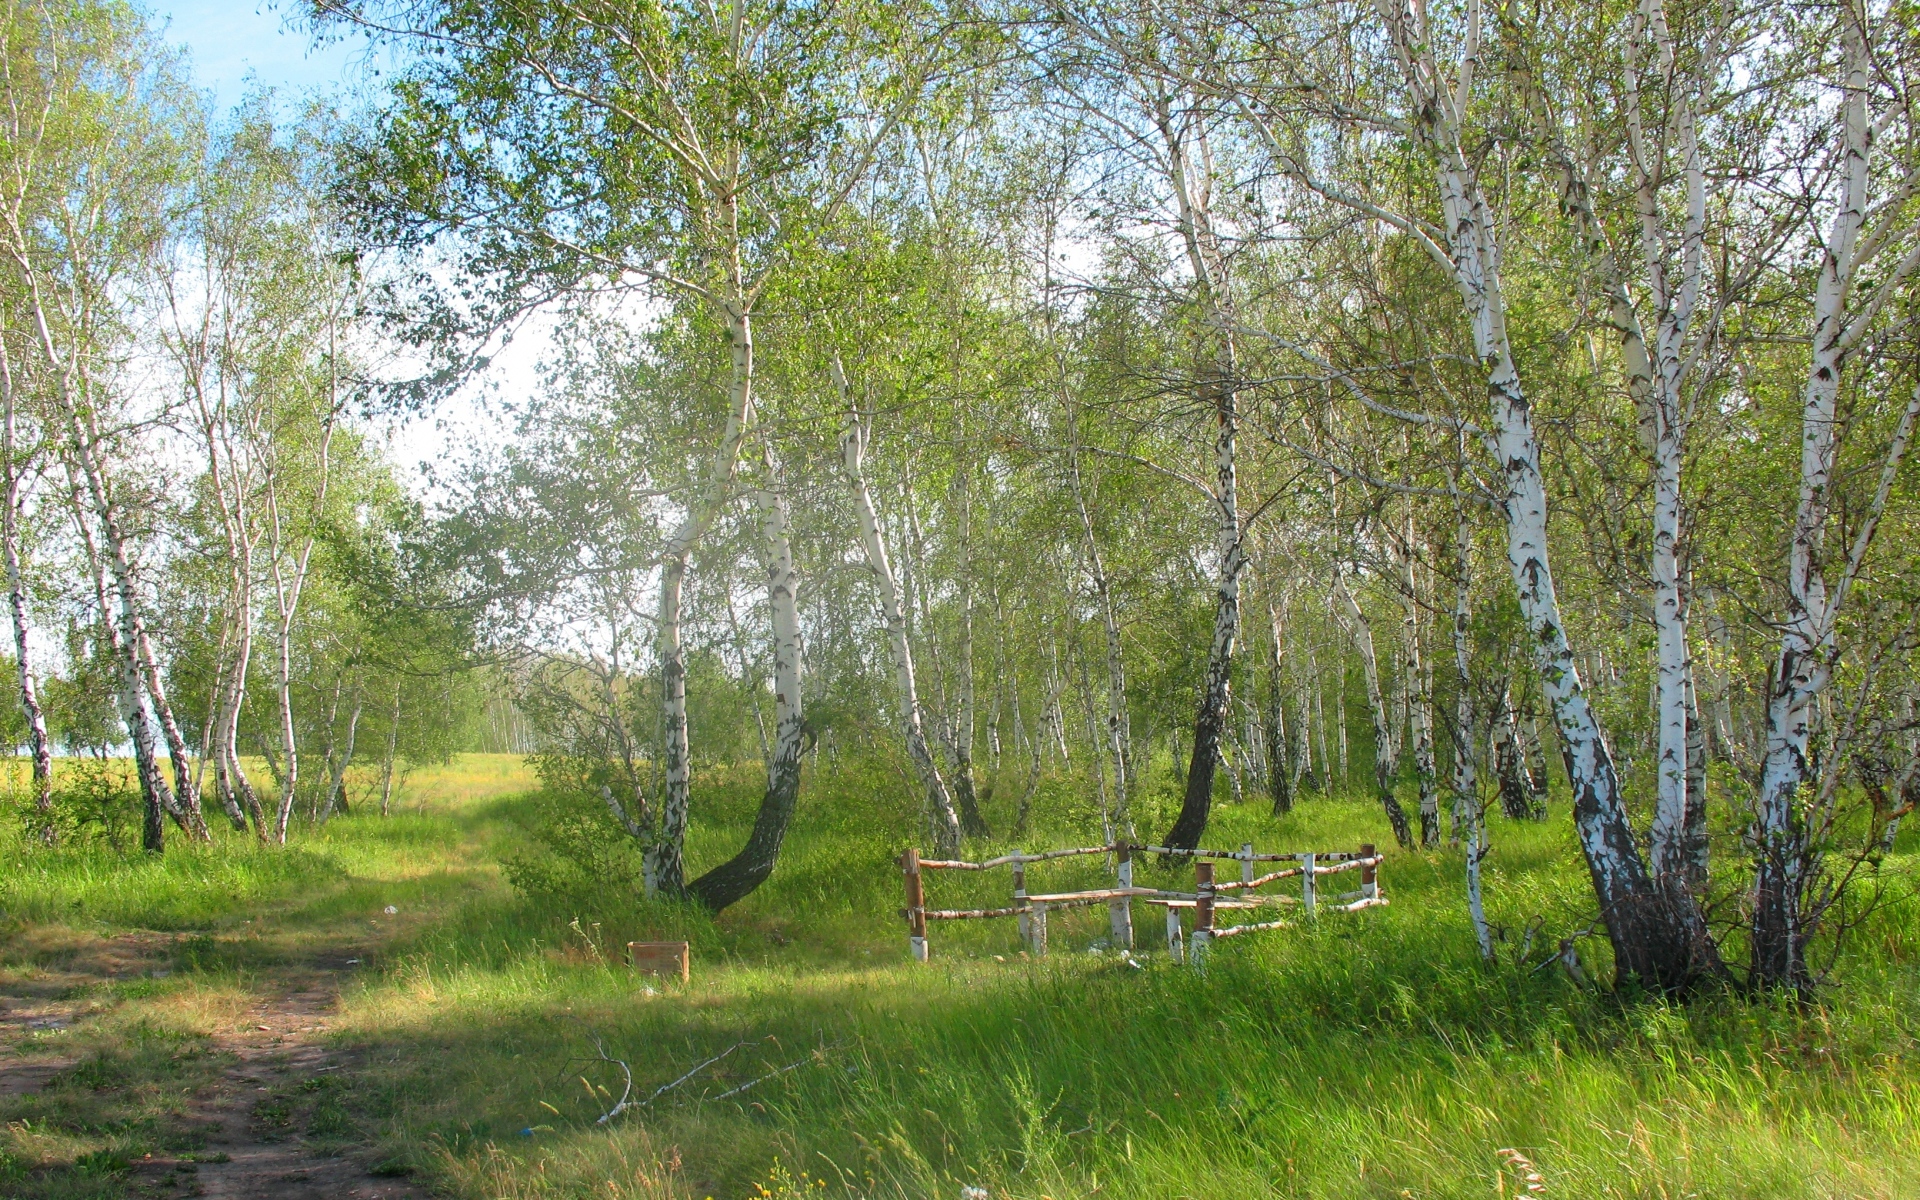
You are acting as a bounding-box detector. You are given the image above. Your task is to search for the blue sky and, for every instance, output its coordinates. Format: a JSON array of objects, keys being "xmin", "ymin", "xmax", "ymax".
[
  {"xmin": 151, "ymin": 2, "xmax": 493, "ymax": 479},
  {"xmin": 152, "ymin": 1, "xmax": 378, "ymax": 113}
]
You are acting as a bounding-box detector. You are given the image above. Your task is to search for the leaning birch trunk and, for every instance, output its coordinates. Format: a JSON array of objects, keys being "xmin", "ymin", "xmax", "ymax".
[
  {"xmin": 76, "ymin": 518, "xmax": 170, "ymax": 852},
  {"xmin": 265, "ymin": 410, "xmax": 335, "ymax": 843},
  {"xmin": 689, "ymin": 462, "xmax": 807, "ymax": 911},
  {"xmin": 840, "ymin": 361, "xmax": 963, "ymax": 855},
  {"xmin": 0, "ymin": 344, "xmax": 52, "ymax": 842},
  {"xmin": 1365, "ymin": 0, "xmax": 1718, "ymax": 991},
  {"xmin": 654, "ymin": 304, "xmax": 757, "ymax": 895},
  {"xmin": 50, "ymin": 396, "xmax": 198, "ymax": 839},
  {"xmin": 50, "ymin": 376, "xmax": 205, "ymax": 839},
  {"xmin": 188, "ymin": 379, "xmax": 259, "ymax": 834},
  {"xmin": 221, "ymin": 601, "xmax": 268, "ymax": 837},
  {"xmin": 1157, "ymin": 94, "xmax": 1246, "ymax": 853},
  {"xmin": 132, "ymin": 621, "xmax": 204, "ymax": 835},
  {"xmin": 1333, "ymin": 567, "xmax": 1413, "ymax": 848}
]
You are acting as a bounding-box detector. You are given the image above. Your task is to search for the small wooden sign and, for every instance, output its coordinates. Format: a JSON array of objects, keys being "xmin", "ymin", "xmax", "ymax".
[{"xmin": 628, "ymin": 941, "xmax": 690, "ymax": 982}]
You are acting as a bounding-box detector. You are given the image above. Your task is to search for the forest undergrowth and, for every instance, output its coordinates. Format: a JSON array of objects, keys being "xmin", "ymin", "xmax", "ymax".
[{"xmin": 2, "ymin": 754, "xmax": 1917, "ymax": 1200}]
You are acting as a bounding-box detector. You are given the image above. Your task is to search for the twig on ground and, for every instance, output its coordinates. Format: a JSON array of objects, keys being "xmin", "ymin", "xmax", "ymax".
[
  {"xmin": 605, "ymin": 1040, "xmax": 756, "ymax": 1124},
  {"xmin": 706, "ymin": 1042, "xmax": 840, "ymax": 1102}
]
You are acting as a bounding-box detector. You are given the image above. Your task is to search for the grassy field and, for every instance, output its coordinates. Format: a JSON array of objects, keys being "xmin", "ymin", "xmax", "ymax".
[{"xmin": 2, "ymin": 752, "xmax": 1918, "ymax": 1199}]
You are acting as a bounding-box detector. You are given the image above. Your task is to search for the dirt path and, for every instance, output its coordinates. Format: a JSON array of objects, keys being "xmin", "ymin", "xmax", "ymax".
[
  {"xmin": 0, "ymin": 939, "xmax": 432, "ymax": 1200},
  {"xmin": 170, "ymin": 952, "xmax": 428, "ymax": 1200}
]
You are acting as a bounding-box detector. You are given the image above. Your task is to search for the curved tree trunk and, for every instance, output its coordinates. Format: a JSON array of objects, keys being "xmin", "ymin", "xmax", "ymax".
[
  {"xmin": 689, "ymin": 467, "xmax": 806, "ymax": 912},
  {"xmin": 1158, "ymin": 97, "xmax": 1245, "ymax": 853},
  {"xmin": 655, "ymin": 304, "xmax": 757, "ymax": 895}
]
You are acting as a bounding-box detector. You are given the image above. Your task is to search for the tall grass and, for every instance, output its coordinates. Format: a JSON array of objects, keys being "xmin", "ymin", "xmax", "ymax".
[{"xmin": 4, "ymin": 753, "xmax": 1918, "ymax": 1199}]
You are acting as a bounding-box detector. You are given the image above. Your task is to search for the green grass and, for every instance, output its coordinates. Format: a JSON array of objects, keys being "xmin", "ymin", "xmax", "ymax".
[{"xmin": 3, "ymin": 752, "xmax": 1918, "ymax": 1199}]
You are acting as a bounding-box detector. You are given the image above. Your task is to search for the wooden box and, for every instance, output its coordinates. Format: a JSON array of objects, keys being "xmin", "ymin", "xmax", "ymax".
[{"xmin": 628, "ymin": 940, "xmax": 690, "ymax": 982}]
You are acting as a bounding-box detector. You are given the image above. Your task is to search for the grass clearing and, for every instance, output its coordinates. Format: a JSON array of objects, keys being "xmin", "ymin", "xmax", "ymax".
[{"xmin": 2, "ymin": 753, "xmax": 1917, "ymax": 1198}]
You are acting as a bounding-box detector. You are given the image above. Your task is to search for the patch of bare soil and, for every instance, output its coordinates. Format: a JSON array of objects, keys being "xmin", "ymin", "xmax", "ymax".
[{"xmin": 1, "ymin": 939, "xmax": 431, "ymax": 1200}]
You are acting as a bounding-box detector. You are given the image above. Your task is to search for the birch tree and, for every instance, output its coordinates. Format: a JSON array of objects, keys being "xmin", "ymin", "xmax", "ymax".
[{"xmin": 329, "ymin": 0, "xmax": 934, "ymax": 894}]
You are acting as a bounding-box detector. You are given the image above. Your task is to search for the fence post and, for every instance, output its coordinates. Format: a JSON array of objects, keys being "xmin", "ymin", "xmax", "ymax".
[
  {"xmin": 1190, "ymin": 860, "xmax": 1215, "ymax": 967},
  {"xmin": 1360, "ymin": 843, "xmax": 1378, "ymax": 902},
  {"xmin": 1165, "ymin": 903, "xmax": 1184, "ymax": 962},
  {"xmin": 1302, "ymin": 852, "xmax": 1316, "ymax": 918},
  {"xmin": 1110, "ymin": 841, "xmax": 1135, "ymax": 950},
  {"xmin": 1241, "ymin": 842, "xmax": 1255, "ymax": 888},
  {"xmin": 901, "ymin": 848, "xmax": 928, "ymax": 962},
  {"xmin": 1013, "ymin": 851, "xmax": 1030, "ymax": 949},
  {"xmin": 1031, "ymin": 901, "xmax": 1049, "ymax": 957}
]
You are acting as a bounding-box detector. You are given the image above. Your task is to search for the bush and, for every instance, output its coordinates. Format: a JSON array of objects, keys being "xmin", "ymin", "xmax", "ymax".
[{"xmin": 40, "ymin": 760, "xmax": 143, "ymax": 852}]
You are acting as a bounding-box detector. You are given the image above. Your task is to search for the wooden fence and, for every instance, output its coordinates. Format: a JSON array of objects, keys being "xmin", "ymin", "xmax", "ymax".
[{"xmin": 897, "ymin": 840, "xmax": 1385, "ymax": 964}]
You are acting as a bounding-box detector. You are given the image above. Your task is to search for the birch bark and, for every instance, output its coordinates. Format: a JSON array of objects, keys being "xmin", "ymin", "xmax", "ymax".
[
  {"xmin": 689, "ymin": 457, "xmax": 806, "ymax": 910},
  {"xmin": 1334, "ymin": 565, "xmax": 1413, "ymax": 848},
  {"xmin": 1156, "ymin": 92, "xmax": 1248, "ymax": 852},
  {"xmin": 0, "ymin": 335, "xmax": 51, "ymax": 841},
  {"xmin": 1068, "ymin": 431, "xmax": 1134, "ymax": 835},
  {"xmin": 655, "ymin": 304, "xmax": 756, "ymax": 895},
  {"xmin": 1355, "ymin": 0, "xmax": 1718, "ymax": 988},
  {"xmin": 1748, "ymin": 8, "xmax": 1920, "ymax": 989},
  {"xmin": 839, "ymin": 362, "xmax": 963, "ymax": 854},
  {"xmin": 1265, "ymin": 589, "xmax": 1292, "ymax": 816},
  {"xmin": 1402, "ymin": 533, "xmax": 1440, "ymax": 847},
  {"xmin": 1450, "ymin": 518, "xmax": 1492, "ymax": 959}
]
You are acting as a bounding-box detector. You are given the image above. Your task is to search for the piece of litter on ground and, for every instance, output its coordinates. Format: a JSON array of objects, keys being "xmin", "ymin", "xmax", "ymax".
[
  {"xmin": 384, "ymin": 905, "xmax": 398, "ymax": 915},
  {"xmin": 257, "ymin": 1024, "xmax": 271, "ymax": 1031},
  {"xmin": 345, "ymin": 958, "xmax": 361, "ymax": 965},
  {"xmin": 640, "ymin": 985, "xmax": 658, "ymax": 997},
  {"xmin": 961, "ymin": 1187, "xmax": 991, "ymax": 1200}
]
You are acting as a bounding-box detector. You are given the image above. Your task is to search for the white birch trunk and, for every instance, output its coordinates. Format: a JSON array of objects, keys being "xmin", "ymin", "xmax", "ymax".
[
  {"xmin": 1450, "ymin": 520, "xmax": 1492, "ymax": 959},
  {"xmin": 1334, "ymin": 567, "xmax": 1413, "ymax": 847},
  {"xmin": 0, "ymin": 340, "xmax": 52, "ymax": 841},
  {"xmin": 688, "ymin": 459, "xmax": 807, "ymax": 910},
  {"xmin": 1157, "ymin": 94, "xmax": 1247, "ymax": 851},
  {"xmin": 1069, "ymin": 434, "xmax": 1134, "ymax": 835},
  {"xmin": 1364, "ymin": 0, "xmax": 1715, "ymax": 989},
  {"xmin": 1751, "ymin": 20, "xmax": 1920, "ymax": 986},
  {"xmin": 1403, "ymin": 535, "xmax": 1440, "ymax": 847},
  {"xmin": 840, "ymin": 363, "xmax": 963, "ymax": 854},
  {"xmin": 655, "ymin": 305, "xmax": 757, "ymax": 895},
  {"xmin": 380, "ymin": 684, "xmax": 402, "ymax": 817}
]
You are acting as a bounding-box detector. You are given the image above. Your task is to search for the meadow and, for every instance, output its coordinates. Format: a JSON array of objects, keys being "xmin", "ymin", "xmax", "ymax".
[{"xmin": 2, "ymin": 753, "xmax": 1917, "ymax": 1199}]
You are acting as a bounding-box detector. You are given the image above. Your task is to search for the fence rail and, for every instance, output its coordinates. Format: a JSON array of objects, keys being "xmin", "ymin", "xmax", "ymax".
[{"xmin": 896, "ymin": 839, "xmax": 1385, "ymax": 965}]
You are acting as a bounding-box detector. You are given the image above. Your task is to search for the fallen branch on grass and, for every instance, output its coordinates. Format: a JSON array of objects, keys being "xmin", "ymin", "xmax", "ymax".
[
  {"xmin": 604, "ymin": 1040, "xmax": 756, "ymax": 1124},
  {"xmin": 706, "ymin": 1042, "xmax": 839, "ymax": 1102}
]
